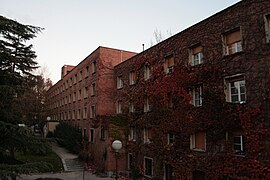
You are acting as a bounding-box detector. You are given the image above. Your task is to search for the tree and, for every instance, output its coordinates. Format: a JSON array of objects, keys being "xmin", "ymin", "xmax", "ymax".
[
  {"xmin": 12, "ymin": 73, "xmax": 53, "ymax": 126},
  {"xmin": 150, "ymin": 28, "xmax": 172, "ymax": 46},
  {"xmin": 0, "ymin": 16, "xmax": 51, "ymax": 179},
  {"xmin": 0, "ymin": 15, "xmax": 42, "ymax": 124}
]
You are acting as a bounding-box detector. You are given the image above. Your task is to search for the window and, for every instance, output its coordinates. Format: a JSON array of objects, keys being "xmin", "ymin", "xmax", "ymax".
[
  {"xmin": 92, "ymin": 61, "xmax": 97, "ymax": 74},
  {"xmin": 90, "ymin": 128, "xmax": 94, "ymax": 143},
  {"xmin": 128, "ymin": 153, "xmax": 133, "ymax": 170},
  {"xmin": 129, "ymin": 71, "xmax": 137, "ymax": 85},
  {"xmin": 128, "ymin": 127, "xmax": 136, "ymax": 141},
  {"xmin": 79, "ymin": 70, "xmax": 82, "ymax": 81},
  {"xmin": 85, "ymin": 66, "xmax": 89, "ymax": 78},
  {"xmin": 264, "ymin": 14, "xmax": 270, "ymax": 43},
  {"xmin": 233, "ymin": 135, "xmax": 245, "ymax": 155},
  {"xmin": 84, "ymin": 87, "xmax": 88, "ymax": 98},
  {"xmin": 192, "ymin": 171, "xmax": 206, "ymax": 180},
  {"xmin": 116, "ymin": 100, "xmax": 122, "ymax": 114},
  {"xmin": 225, "ymin": 76, "xmax": 246, "ymax": 103},
  {"xmin": 190, "ymin": 132, "xmax": 206, "ymax": 151},
  {"xmin": 191, "ymin": 86, "xmax": 202, "ymax": 107},
  {"xmin": 91, "ymin": 83, "xmax": 96, "ymax": 96},
  {"xmin": 223, "ymin": 29, "xmax": 242, "ymax": 55},
  {"xmin": 164, "ymin": 56, "xmax": 174, "ymax": 74},
  {"xmin": 144, "ymin": 128, "xmax": 152, "ymax": 143},
  {"xmin": 77, "ymin": 109, "xmax": 81, "ymax": 120},
  {"xmin": 83, "ymin": 107, "xmax": 87, "ymax": 119},
  {"xmin": 72, "ymin": 110, "xmax": 76, "ymax": 120},
  {"xmin": 83, "ymin": 128, "xmax": 87, "ymax": 138},
  {"xmin": 69, "ymin": 78, "xmax": 72, "ymax": 87},
  {"xmin": 190, "ymin": 45, "xmax": 203, "ymax": 66},
  {"xmin": 165, "ymin": 164, "xmax": 174, "ymax": 180},
  {"xmin": 129, "ymin": 101, "xmax": 135, "ymax": 113},
  {"xmin": 117, "ymin": 76, "xmax": 123, "ymax": 89},
  {"xmin": 144, "ymin": 157, "xmax": 153, "ymax": 177},
  {"xmin": 73, "ymin": 92, "xmax": 76, "ymax": 102},
  {"xmin": 74, "ymin": 74, "xmax": 77, "ymax": 84},
  {"xmin": 144, "ymin": 65, "xmax": 151, "ymax": 80},
  {"xmin": 144, "ymin": 96, "xmax": 152, "ymax": 112},
  {"xmin": 69, "ymin": 94, "xmax": 71, "ymax": 103},
  {"xmin": 167, "ymin": 133, "xmax": 175, "ymax": 145},
  {"xmin": 91, "ymin": 105, "xmax": 96, "ymax": 118},
  {"xmin": 100, "ymin": 126, "xmax": 105, "ymax": 140},
  {"xmin": 68, "ymin": 111, "xmax": 71, "ymax": 120},
  {"xmin": 78, "ymin": 90, "xmax": 82, "ymax": 100}
]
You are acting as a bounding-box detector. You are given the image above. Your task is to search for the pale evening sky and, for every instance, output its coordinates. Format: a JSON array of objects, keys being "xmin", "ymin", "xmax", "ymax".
[{"xmin": 1, "ymin": 0, "xmax": 240, "ymax": 84}]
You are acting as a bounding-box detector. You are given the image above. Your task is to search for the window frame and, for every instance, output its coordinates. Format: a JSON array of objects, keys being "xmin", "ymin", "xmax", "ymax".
[
  {"xmin": 85, "ymin": 66, "xmax": 89, "ymax": 78},
  {"xmin": 84, "ymin": 87, "xmax": 88, "ymax": 99},
  {"xmin": 129, "ymin": 127, "xmax": 136, "ymax": 141},
  {"xmin": 264, "ymin": 13, "xmax": 270, "ymax": 43},
  {"xmin": 92, "ymin": 61, "xmax": 97, "ymax": 74},
  {"xmin": 90, "ymin": 105, "xmax": 96, "ymax": 118},
  {"xmin": 144, "ymin": 157, "xmax": 153, "ymax": 178},
  {"xmin": 167, "ymin": 133, "xmax": 175, "ymax": 145},
  {"xmin": 89, "ymin": 128, "xmax": 94, "ymax": 143},
  {"xmin": 223, "ymin": 28, "xmax": 243, "ymax": 55},
  {"xmin": 144, "ymin": 128, "xmax": 152, "ymax": 143},
  {"xmin": 117, "ymin": 76, "xmax": 123, "ymax": 89},
  {"xmin": 129, "ymin": 71, "xmax": 137, "ymax": 85},
  {"xmin": 83, "ymin": 107, "xmax": 87, "ymax": 119},
  {"xmin": 225, "ymin": 75, "xmax": 246, "ymax": 104},
  {"xmin": 190, "ymin": 132, "xmax": 206, "ymax": 151},
  {"xmin": 129, "ymin": 100, "xmax": 135, "ymax": 113},
  {"xmin": 100, "ymin": 126, "xmax": 105, "ymax": 140},
  {"xmin": 91, "ymin": 83, "xmax": 96, "ymax": 96},
  {"xmin": 190, "ymin": 45, "xmax": 203, "ymax": 66},
  {"xmin": 144, "ymin": 65, "xmax": 151, "ymax": 80},
  {"xmin": 116, "ymin": 100, "xmax": 122, "ymax": 114},
  {"xmin": 128, "ymin": 153, "xmax": 133, "ymax": 171},
  {"xmin": 144, "ymin": 96, "xmax": 152, "ymax": 112},
  {"xmin": 191, "ymin": 86, "xmax": 202, "ymax": 107},
  {"xmin": 164, "ymin": 55, "xmax": 175, "ymax": 74}
]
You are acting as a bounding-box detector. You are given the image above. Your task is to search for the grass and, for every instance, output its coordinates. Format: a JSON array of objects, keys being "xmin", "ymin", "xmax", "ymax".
[{"xmin": 16, "ymin": 151, "xmax": 63, "ymax": 173}]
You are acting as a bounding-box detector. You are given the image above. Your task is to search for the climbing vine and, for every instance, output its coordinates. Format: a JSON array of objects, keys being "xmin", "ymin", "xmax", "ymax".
[{"xmin": 120, "ymin": 57, "xmax": 270, "ymax": 179}]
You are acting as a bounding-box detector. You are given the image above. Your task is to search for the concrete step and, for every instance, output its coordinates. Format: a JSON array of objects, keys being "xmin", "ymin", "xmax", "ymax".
[{"xmin": 64, "ymin": 158, "xmax": 84, "ymax": 172}]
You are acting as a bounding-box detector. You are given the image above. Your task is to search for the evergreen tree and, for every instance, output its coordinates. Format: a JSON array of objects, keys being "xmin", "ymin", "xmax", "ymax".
[
  {"xmin": 0, "ymin": 15, "xmax": 42, "ymax": 123},
  {"xmin": 0, "ymin": 16, "xmax": 51, "ymax": 179}
]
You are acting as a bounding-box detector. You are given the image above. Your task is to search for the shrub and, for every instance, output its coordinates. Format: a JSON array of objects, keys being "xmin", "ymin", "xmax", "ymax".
[{"xmin": 53, "ymin": 122, "xmax": 82, "ymax": 154}]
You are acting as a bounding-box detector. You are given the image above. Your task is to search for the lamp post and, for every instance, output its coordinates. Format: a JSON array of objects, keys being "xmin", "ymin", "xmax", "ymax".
[{"xmin": 112, "ymin": 140, "xmax": 122, "ymax": 180}]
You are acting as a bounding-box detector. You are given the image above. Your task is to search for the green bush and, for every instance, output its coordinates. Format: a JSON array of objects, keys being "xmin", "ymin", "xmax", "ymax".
[{"xmin": 53, "ymin": 122, "xmax": 82, "ymax": 154}]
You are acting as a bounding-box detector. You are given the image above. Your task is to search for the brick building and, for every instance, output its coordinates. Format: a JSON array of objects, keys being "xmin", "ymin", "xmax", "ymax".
[
  {"xmin": 114, "ymin": 0, "xmax": 270, "ymax": 179},
  {"xmin": 46, "ymin": 47, "xmax": 136, "ymax": 174}
]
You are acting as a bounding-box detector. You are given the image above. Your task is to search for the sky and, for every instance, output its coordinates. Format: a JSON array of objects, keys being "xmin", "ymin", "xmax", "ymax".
[{"xmin": 1, "ymin": 0, "xmax": 240, "ymax": 84}]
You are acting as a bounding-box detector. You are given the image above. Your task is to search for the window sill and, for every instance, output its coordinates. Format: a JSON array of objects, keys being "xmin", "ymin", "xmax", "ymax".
[
  {"xmin": 229, "ymin": 101, "xmax": 246, "ymax": 104},
  {"xmin": 191, "ymin": 148, "xmax": 206, "ymax": 152},
  {"xmin": 223, "ymin": 51, "xmax": 244, "ymax": 57},
  {"xmin": 144, "ymin": 175, "xmax": 153, "ymax": 179},
  {"xmin": 117, "ymin": 87, "xmax": 123, "ymax": 90}
]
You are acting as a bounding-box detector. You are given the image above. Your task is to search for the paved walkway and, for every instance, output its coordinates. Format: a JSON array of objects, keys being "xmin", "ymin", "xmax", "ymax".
[
  {"xmin": 18, "ymin": 143, "xmax": 113, "ymax": 180},
  {"xmin": 18, "ymin": 171, "xmax": 113, "ymax": 180}
]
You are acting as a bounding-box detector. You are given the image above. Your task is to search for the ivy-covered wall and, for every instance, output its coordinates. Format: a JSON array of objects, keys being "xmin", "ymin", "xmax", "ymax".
[{"xmin": 114, "ymin": 0, "xmax": 270, "ymax": 179}]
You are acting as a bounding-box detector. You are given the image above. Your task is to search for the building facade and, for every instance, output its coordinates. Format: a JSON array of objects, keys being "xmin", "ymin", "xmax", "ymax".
[
  {"xmin": 114, "ymin": 0, "xmax": 270, "ymax": 179},
  {"xmin": 46, "ymin": 0, "xmax": 270, "ymax": 179},
  {"xmin": 46, "ymin": 46, "xmax": 136, "ymax": 173}
]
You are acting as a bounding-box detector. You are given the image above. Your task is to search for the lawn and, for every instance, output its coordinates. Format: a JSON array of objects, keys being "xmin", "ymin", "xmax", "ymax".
[{"xmin": 16, "ymin": 151, "xmax": 63, "ymax": 173}]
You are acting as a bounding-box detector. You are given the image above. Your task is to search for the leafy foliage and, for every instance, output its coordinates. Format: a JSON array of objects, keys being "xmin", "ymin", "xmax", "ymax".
[
  {"xmin": 53, "ymin": 122, "xmax": 83, "ymax": 154},
  {"xmin": 123, "ymin": 58, "xmax": 270, "ymax": 179},
  {"xmin": 0, "ymin": 15, "xmax": 42, "ymax": 124}
]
